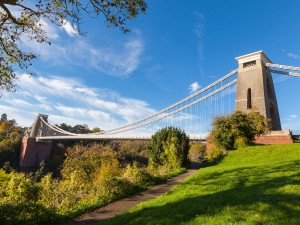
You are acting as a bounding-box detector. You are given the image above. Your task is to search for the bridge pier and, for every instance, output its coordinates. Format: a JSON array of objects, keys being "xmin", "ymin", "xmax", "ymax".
[{"xmin": 19, "ymin": 137, "xmax": 52, "ymax": 171}]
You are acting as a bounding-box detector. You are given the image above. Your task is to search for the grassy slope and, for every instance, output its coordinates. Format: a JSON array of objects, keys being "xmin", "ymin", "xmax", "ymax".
[{"xmin": 99, "ymin": 144, "xmax": 300, "ymax": 225}]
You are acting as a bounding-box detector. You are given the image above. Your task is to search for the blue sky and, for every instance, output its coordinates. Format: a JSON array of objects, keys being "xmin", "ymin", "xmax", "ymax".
[{"xmin": 1, "ymin": 0, "xmax": 300, "ymax": 132}]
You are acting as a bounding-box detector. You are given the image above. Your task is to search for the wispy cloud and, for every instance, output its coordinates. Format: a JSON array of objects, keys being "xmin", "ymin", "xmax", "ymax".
[
  {"xmin": 193, "ymin": 11, "xmax": 205, "ymax": 78},
  {"xmin": 282, "ymin": 114, "xmax": 300, "ymax": 130},
  {"xmin": 193, "ymin": 11, "xmax": 205, "ymax": 60},
  {"xmin": 55, "ymin": 104, "xmax": 111, "ymax": 120},
  {"xmin": 86, "ymin": 38, "xmax": 144, "ymax": 76},
  {"xmin": 189, "ymin": 82, "xmax": 201, "ymax": 93},
  {"xmin": 0, "ymin": 74, "xmax": 155, "ymax": 129},
  {"xmin": 287, "ymin": 52, "xmax": 300, "ymax": 59},
  {"xmin": 18, "ymin": 17, "xmax": 144, "ymax": 76},
  {"xmin": 61, "ymin": 20, "xmax": 79, "ymax": 37},
  {"xmin": 288, "ymin": 114, "xmax": 298, "ymax": 119},
  {"xmin": 24, "ymin": 27, "xmax": 144, "ymax": 76},
  {"xmin": 40, "ymin": 19, "xmax": 60, "ymax": 40}
]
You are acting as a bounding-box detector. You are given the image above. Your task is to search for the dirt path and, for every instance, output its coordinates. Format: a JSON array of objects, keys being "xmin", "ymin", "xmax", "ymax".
[{"xmin": 59, "ymin": 169, "xmax": 198, "ymax": 225}]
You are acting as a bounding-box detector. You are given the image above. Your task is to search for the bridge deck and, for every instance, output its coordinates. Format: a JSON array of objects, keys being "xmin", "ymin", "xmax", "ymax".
[{"xmin": 37, "ymin": 134, "xmax": 208, "ymax": 142}]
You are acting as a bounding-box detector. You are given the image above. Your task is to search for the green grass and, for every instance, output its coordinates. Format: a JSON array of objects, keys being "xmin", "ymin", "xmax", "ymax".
[{"xmin": 99, "ymin": 144, "xmax": 300, "ymax": 225}]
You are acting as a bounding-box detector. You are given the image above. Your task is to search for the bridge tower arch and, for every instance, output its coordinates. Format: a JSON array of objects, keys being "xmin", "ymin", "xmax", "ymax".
[
  {"xmin": 30, "ymin": 114, "xmax": 49, "ymax": 138},
  {"xmin": 235, "ymin": 51, "xmax": 281, "ymax": 130}
]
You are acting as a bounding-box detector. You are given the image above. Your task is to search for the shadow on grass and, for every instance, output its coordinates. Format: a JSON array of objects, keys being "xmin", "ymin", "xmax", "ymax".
[
  {"xmin": 99, "ymin": 160, "xmax": 300, "ymax": 225},
  {"xmin": 192, "ymin": 154, "xmax": 227, "ymax": 170}
]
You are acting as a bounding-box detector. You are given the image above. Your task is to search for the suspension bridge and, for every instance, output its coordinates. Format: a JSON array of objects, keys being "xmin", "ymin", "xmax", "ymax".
[
  {"xmin": 20, "ymin": 51, "xmax": 300, "ymax": 170},
  {"xmin": 27, "ymin": 51, "xmax": 300, "ymax": 140}
]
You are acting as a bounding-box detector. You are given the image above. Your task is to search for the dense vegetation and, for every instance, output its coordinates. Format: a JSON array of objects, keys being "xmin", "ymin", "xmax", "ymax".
[
  {"xmin": 99, "ymin": 144, "xmax": 300, "ymax": 225},
  {"xmin": 0, "ymin": 122, "xmax": 191, "ymax": 225},
  {"xmin": 0, "ymin": 141, "xmax": 187, "ymax": 225},
  {"xmin": 0, "ymin": 113, "xmax": 24, "ymax": 170}
]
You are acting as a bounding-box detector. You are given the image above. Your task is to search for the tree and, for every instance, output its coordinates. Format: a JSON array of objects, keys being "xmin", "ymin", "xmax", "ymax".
[
  {"xmin": 61, "ymin": 144, "xmax": 102, "ymax": 182},
  {"xmin": 0, "ymin": 0, "xmax": 147, "ymax": 93},
  {"xmin": 91, "ymin": 127, "xmax": 101, "ymax": 133},
  {"xmin": 72, "ymin": 124, "xmax": 90, "ymax": 134},
  {"xmin": 209, "ymin": 110, "xmax": 270, "ymax": 151},
  {"xmin": 0, "ymin": 113, "xmax": 7, "ymax": 122},
  {"xmin": 147, "ymin": 127, "xmax": 190, "ymax": 170},
  {"xmin": 0, "ymin": 116, "xmax": 23, "ymax": 169}
]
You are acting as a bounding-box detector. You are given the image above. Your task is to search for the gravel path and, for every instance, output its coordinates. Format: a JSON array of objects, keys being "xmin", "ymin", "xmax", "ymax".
[{"xmin": 58, "ymin": 169, "xmax": 198, "ymax": 225}]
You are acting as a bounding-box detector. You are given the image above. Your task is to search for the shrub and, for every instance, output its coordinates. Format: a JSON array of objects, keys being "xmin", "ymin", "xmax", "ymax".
[
  {"xmin": 92, "ymin": 148, "xmax": 121, "ymax": 186},
  {"xmin": 188, "ymin": 143, "xmax": 205, "ymax": 162},
  {"xmin": 123, "ymin": 162, "xmax": 154, "ymax": 188},
  {"xmin": 147, "ymin": 127, "xmax": 189, "ymax": 170},
  {"xmin": 205, "ymin": 145, "xmax": 225, "ymax": 161},
  {"xmin": 61, "ymin": 144, "xmax": 103, "ymax": 182},
  {"xmin": 38, "ymin": 174, "xmax": 57, "ymax": 209},
  {"xmin": 209, "ymin": 110, "xmax": 270, "ymax": 150},
  {"xmin": 95, "ymin": 177, "xmax": 136, "ymax": 202}
]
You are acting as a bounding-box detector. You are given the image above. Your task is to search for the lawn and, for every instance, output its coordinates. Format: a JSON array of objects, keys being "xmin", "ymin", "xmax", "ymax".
[{"xmin": 99, "ymin": 144, "xmax": 300, "ymax": 225}]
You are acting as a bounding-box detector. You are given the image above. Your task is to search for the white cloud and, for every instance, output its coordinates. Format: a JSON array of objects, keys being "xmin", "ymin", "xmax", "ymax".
[
  {"xmin": 189, "ymin": 82, "xmax": 201, "ymax": 93},
  {"xmin": 0, "ymin": 105, "xmax": 36, "ymax": 126},
  {"xmin": 40, "ymin": 19, "xmax": 60, "ymax": 40},
  {"xmin": 75, "ymin": 87, "xmax": 98, "ymax": 98},
  {"xmin": 289, "ymin": 114, "xmax": 298, "ymax": 119},
  {"xmin": 85, "ymin": 38, "xmax": 144, "ymax": 76},
  {"xmin": 39, "ymin": 104, "xmax": 53, "ymax": 111},
  {"xmin": 21, "ymin": 19, "xmax": 144, "ymax": 76},
  {"xmin": 0, "ymin": 74, "xmax": 156, "ymax": 129},
  {"xmin": 10, "ymin": 98, "xmax": 33, "ymax": 108},
  {"xmin": 116, "ymin": 98, "xmax": 155, "ymax": 123},
  {"xmin": 55, "ymin": 104, "xmax": 111, "ymax": 120},
  {"xmin": 24, "ymin": 29, "xmax": 143, "ymax": 76},
  {"xmin": 61, "ymin": 20, "xmax": 79, "ymax": 37},
  {"xmin": 287, "ymin": 52, "xmax": 300, "ymax": 59}
]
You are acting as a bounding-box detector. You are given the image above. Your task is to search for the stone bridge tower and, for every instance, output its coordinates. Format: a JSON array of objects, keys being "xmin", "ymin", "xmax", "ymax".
[{"xmin": 235, "ymin": 51, "xmax": 281, "ymax": 130}]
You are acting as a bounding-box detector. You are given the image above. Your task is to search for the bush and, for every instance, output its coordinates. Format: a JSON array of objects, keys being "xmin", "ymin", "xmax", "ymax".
[
  {"xmin": 188, "ymin": 143, "xmax": 205, "ymax": 162},
  {"xmin": 96, "ymin": 177, "xmax": 136, "ymax": 202},
  {"xmin": 61, "ymin": 144, "xmax": 103, "ymax": 182},
  {"xmin": 147, "ymin": 127, "xmax": 189, "ymax": 170},
  {"xmin": 209, "ymin": 110, "xmax": 270, "ymax": 151},
  {"xmin": 92, "ymin": 148, "xmax": 121, "ymax": 186},
  {"xmin": 205, "ymin": 146, "xmax": 225, "ymax": 161},
  {"xmin": 123, "ymin": 162, "xmax": 154, "ymax": 188}
]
